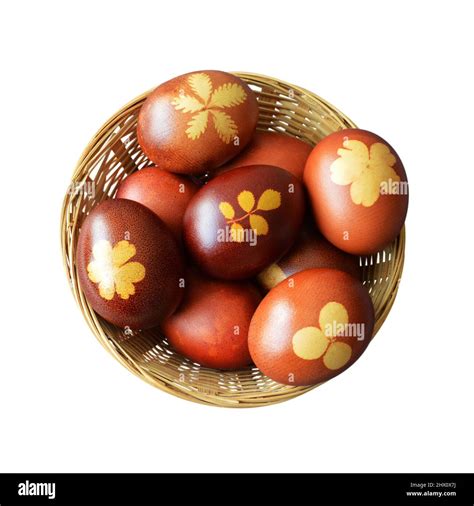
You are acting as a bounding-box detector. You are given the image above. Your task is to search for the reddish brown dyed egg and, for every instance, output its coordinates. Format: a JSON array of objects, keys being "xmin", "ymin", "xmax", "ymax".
[
  {"xmin": 258, "ymin": 226, "xmax": 361, "ymax": 290},
  {"xmin": 183, "ymin": 165, "xmax": 305, "ymax": 280},
  {"xmin": 76, "ymin": 199, "xmax": 184, "ymax": 329},
  {"xmin": 137, "ymin": 70, "xmax": 259, "ymax": 175},
  {"xmin": 116, "ymin": 167, "xmax": 198, "ymax": 240},
  {"xmin": 162, "ymin": 270, "xmax": 261, "ymax": 370},
  {"xmin": 214, "ymin": 131, "xmax": 313, "ymax": 180},
  {"xmin": 304, "ymin": 129, "xmax": 408, "ymax": 255},
  {"xmin": 249, "ymin": 268, "xmax": 374, "ymax": 386}
]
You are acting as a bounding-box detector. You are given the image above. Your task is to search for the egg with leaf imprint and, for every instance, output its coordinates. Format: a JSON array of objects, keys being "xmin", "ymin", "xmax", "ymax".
[
  {"xmin": 249, "ymin": 268, "xmax": 375, "ymax": 386},
  {"xmin": 76, "ymin": 199, "xmax": 185, "ymax": 329},
  {"xmin": 137, "ymin": 70, "xmax": 259, "ymax": 175},
  {"xmin": 304, "ymin": 128, "xmax": 408, "ymax": 255},
  {"xmin": 183, "ymin": 165, "xmax": 305, "ymax": 280}
]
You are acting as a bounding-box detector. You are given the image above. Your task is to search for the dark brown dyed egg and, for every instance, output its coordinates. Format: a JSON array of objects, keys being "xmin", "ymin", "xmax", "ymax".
[
  {"xmin": 183, "ymin": 165, "xmax": 305, "ymax": 280},
  {"xmin": 304, "ymin": 128, "xmax": 408, "ymax": 255},
  {"xmin": 249, "ymin": 268, "xmax": 374, "ymax": 386},
  {"xmin": 76, "ymin": 199, "xmax": 184, "ymax": 329},
  {"xmin": 137, "ymin": 70, "xmax": 258, "ymax": 175},
  {"xmin": 215, "ymin": 131, "xmax": 313, "ymax": 180},
  {"xmin": 258, "ymin": 226, "xmax": 361, "ymax": 290},
  {"xmin": 162, "ymin": 270, "xmax": 261, "ymax": 370},
  {"xmin": 116, "ymin": 167, "xmax": 198, "ymax": 240}
]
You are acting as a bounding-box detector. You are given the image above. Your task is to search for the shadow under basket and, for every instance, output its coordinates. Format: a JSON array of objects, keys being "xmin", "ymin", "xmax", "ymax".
[{"xmin": 60, "ymin": 72, "xmax": 405, "ymax": 408}]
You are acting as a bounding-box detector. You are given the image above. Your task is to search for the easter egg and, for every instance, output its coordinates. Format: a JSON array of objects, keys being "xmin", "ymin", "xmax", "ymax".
[
  {"xmin": 304, "ymin": 128, "xmax": 408, "ymax": 255},
  {"xmin": 137, "ymin": 70, "xmax": 259, "ymax": 175},
  {"xmin": 215, "ymin": 131, "xmax": 313, "ymax": 180},
  {"xmin": 183, "ymin": 165, "xmax": 305, "ymax": 280},
  {"xmin": 258, "ymin": 226, "xmax": 361, "ymax": 290},
  {"xmin": 249, "ymin": 268, "xmax": 374, "ymax": 386},
  {"xmin": 76, "ymin": 199, "xmax": 184, "ymax": 329},
  {"xmin": 116, "ymin": 167, "xmax": 198, "ymax": 240},
  {"xmin": 162, "ymin": 270, "xmax": 261, "ymax": 370}
]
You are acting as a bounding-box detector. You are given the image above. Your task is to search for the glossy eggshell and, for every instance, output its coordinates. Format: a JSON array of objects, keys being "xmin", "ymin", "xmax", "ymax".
[
  {"xmin": 249, "ymin": 268, "xmax": 374, "ymax": 386},
  {"xmin": 162, "ymin": 270, "xmax": 261, "ymax": 369},
  {"xmin": 258, "ymin": 226, "xmax": 361, "ymax": 290},
  {"xmin": 183, "ymin": 165, "xmax": 305, "ymax": 280},
  {"xmin": 137, "ymin": 70, "xmax": 259, "ymax": 175},
  {"xmin": 77, "ymin": 199, "xmax": 185, "ymax": 329},
  {"xmin": 214, "ymin": 131, "xmax": 313, "ymax": 180},
  {"xmin": 304, "ymin": 129, "xmax": 408, "ymax": 255},
  {"xmin": 116, "ymin": 167, "xmax": 198, "ymax": 240}
]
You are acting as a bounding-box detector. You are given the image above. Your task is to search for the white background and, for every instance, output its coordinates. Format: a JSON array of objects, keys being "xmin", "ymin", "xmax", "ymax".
[{"xmin": 1, "ymin": 0, "xmax": 473, "ymax": 473}]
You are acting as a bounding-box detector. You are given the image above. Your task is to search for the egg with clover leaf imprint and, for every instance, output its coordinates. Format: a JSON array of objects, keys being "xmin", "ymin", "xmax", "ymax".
[
  {"xmin": 77, "ymin": 199, "xmax": 185, "ymax": 329},
  {"xmin": 137, "ymin": 71, "xmax": 258, "ymax": 175},
  {"xmin": 249, "ymin": 268, "xmax": 374, "ymax": 386},
  {"xmin": 304, "ymin": 129, "xmax": 408, "ymax": 255},
  {"xmin": 183, "ymin": 165, "xmax": 305, "ymax": 280}
]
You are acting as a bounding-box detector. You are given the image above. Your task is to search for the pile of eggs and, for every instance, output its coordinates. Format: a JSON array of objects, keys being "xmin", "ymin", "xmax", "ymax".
[{"xmin": 76, "ymin": 70, "xmax": 408, "ymax": 387}]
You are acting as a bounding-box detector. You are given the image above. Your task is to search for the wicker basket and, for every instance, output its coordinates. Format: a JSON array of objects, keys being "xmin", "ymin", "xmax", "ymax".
[{"xmin": 60, "ymin": 72, "xmax": 405, "ymax": 407}]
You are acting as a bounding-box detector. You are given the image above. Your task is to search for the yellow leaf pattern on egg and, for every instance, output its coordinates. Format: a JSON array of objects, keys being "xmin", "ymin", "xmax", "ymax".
[
  {"xmin": 237, "ymin": 191, "xmax": 255, "ymax": 213},
  {"xmin": 219, "ymin": 202, "xmax": 235, "ymax": 220},
  {"xmin": 330, "ymin": 139, "xmax": 400, "ymax": 207},
  {"xmin": 171, "ymin": 94, "xmax": 204, "ymax": 113},
  {"xmin": 323, "ymin": 342, "xmax": 352, "ymax": 370},
  {"xmin": 87, "ymin": 240, "xmax": 146, "ymax": 301},
  {"xmin": 257, "ymin": 189, "xmax": 281, "ymax": 211},
  {"xmin": 230, "ymin": 223, "xmax": 245, "ymax": 242},
  {"xmin": 211, "ymin": 110, "xmax": 238, "ymax": 143},
  {"xmin": 185, "ymin": 110, "xmax": 209, "ymax": 140},
  {"xmin": 115, "ymin": 262, "xmax": 146, "ymax": 300},
  {"xmin": 292, "ymin": 327, "xmax": 329, "ymax": 360},
  {"xmin": 112, "ymin": 239, "xmax": 137, "ymax": 266},
  {"xmin": 188, "ymin": 73, "xmax": 212, "ymax": 103},
  {"xmin": 171, "ymin": 72, "xmax": 247, "ymax": 144},
  {"xmin": 249, "ymin": 214, "xmax": 269, "ymax": 236},
  {"xmin": 208, "ymin": 83, "xmax": 247, "ymax": 108},
  {"xmin": 219, "ymin": 188, "xmax": 281, "ymax": 241},
  {"xmin": 292, "ymin": 301, "xmax": 352, "ymax": 370},
  {"xmin": 87, "ymin": 241, "xmax": 112, "ymax": 284}
]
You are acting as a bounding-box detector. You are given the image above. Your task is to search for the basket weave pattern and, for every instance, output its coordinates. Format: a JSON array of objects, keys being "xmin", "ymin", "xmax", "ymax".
[{"xmin": 61, "ymin": 72, "xmax": 405, "ymax": 407}]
